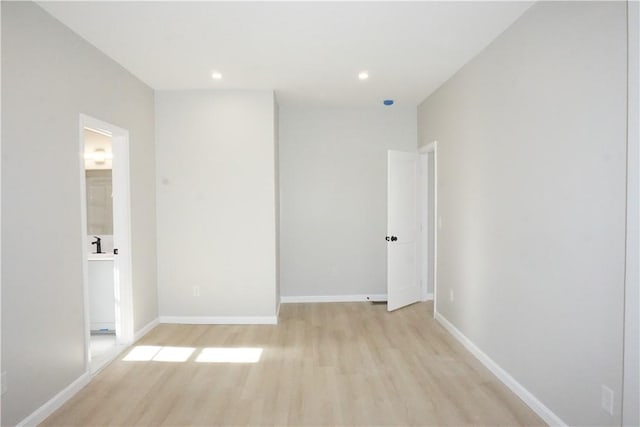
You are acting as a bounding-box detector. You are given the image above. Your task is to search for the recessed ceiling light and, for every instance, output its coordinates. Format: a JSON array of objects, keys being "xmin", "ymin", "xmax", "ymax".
[
  {"xmin": 211, "ymin": 71, "xmax": 223, "ymax": 80},
  {"xmin": 358, "ymin": 71, "xmax": 369, "ymax": 80}
]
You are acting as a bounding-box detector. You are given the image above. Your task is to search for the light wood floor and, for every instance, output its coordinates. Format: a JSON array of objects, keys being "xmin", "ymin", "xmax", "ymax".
[{"xmin": 42, "ymin": 302, "xmax": 545, "ymax": 426}]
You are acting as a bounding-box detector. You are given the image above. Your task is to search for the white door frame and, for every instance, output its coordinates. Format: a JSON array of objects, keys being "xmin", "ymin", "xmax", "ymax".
[
  {"xmin": 417, "ymin": 148, "xmax": 431, "ymax": 301},
  {"xmin": 79, "ymin": 114, "xmax": 134, "ymax": 373},
  {"xmin": 418, "ymin": 141, "xmax": 438, "ymax": 316}
]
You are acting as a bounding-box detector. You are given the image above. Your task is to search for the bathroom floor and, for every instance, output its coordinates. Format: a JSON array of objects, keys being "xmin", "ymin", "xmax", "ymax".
[{"xmin": 90, "ymin": 334, "xmax": 117, "ymax": 369}]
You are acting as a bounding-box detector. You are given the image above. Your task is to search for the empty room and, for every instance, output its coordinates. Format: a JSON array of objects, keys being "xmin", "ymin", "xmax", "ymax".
[{"xmin": 1, "ymin": 1, "xmax": 638, "ymax": 426}]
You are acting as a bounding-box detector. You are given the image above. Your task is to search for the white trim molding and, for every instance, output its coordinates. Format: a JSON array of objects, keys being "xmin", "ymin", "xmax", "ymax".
[
  {"xmin": 159, "ymin": 316, "xmax": 278, "ymax": 325},
  {"xmin": 434, "ymin": 311, "xmax": 566, "ymax": 427},
  {"xmin": 90, "ymin": 344, "xmax": 129, "ymax": 375},
  {"xmin": 78, "ymin": 114, "xmax": 135, "ymax": 377},
  {"xmin": 16, "ymin": 373, "xmax": 91, "ymax": 427},
  {"xmin": 280, "ymin": 294, "xmax": 388, "ymax": 303},
  {"xmin": 15, "ymin": 317, "xmax": 162, "ymax": 426},
  {"xmin": 134, "ymin": 318, "xmax": 160, "ymax": 343},
  {"xmin": 419, "ymin": 140, "xmax": 438, "ymax": 317}
]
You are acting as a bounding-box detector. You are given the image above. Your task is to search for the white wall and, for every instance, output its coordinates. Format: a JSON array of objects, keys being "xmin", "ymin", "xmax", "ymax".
[
  {"xmin": 1, "ymin": 2, "xmax": 157, "ymax": 425},
  {"xmin": 418, "ymin": 2, "xmax": 626, "ymax": 425},
  {"xmin": 156, "ymin": 90, "xmax": 278, "ymax": 319},
  {"xmin": 624, "ymin": 1, "xmax": 640, "ymax": 425},
  {"xmin": 1, "ymin": 2, "xmax": 4, "ymax": 424},
  {"xmin": 279, "ymin": 106, "xmax": 417, "ymax": 298}
]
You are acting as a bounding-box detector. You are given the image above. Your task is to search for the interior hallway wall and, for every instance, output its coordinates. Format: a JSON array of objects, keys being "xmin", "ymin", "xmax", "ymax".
[
  {"xmin": 1, "ymin": 2, "xmax": 157, "ymax": 424},
  {"xmin": 623, "ymin": 1, "xmax": 640, "ymax": 424},
  {"xmin": 418, "ymin": 2, "xmax": 627, "ymax": 425},
  {"xmin": 155, "ymin": 90, "xmax": 278, "ymax": 319},
  {"xmin": 279, "ymin": 106, "xmax": 417, "ymax": 298}
]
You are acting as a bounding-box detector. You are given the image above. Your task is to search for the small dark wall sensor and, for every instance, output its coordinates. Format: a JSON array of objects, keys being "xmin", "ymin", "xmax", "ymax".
[{"xmin": 383, "ymin": 99, "xmax": 394, "ymax": 106}]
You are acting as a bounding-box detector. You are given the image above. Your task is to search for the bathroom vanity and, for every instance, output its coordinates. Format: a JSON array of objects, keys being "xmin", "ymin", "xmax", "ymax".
[{"xmin": 88, "ymin": 253, "xmax": 115, "ymax": 332}]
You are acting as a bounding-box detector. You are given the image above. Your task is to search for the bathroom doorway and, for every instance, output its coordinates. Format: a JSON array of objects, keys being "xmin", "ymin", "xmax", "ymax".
[
  {"xmin": 84, "ymin": 126, "xmax": 116, "ymax": 369},
  {"xmin": 79, "ymin": 114, "xmax": 134, "ymax": 373}
]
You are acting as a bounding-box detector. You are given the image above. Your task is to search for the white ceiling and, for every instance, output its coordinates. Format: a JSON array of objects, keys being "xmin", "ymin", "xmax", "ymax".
[{"xmin": 39, "ymin": 1, "xmax": 532, "ymax": 107}]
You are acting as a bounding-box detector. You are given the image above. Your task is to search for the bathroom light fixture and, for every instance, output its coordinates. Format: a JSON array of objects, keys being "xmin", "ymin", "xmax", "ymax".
[
  {"xmin": 93, "ymin": 149, "xmax": 107, "ymax": 164},
  {"xmin": 358, "ymin": 71, "xmax": 369, "ymax": 80},
  {"xmin": 84, "ymin": 148, "xmax": 113, "ymax": 164},
  {"xmin": 211, "ymin": 71, "xmax": 223, "ymax": 80}
]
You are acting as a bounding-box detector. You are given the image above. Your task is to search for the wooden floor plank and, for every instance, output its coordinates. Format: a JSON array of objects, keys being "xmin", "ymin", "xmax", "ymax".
[{"xmin": 42, "ymin": 302, "xmax": 545, "ymax": 426}]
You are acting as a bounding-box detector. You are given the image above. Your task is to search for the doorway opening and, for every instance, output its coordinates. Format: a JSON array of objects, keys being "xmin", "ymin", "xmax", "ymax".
[
  {"xmin": 386, "ymin": 145, "xmax": 437, "ymax": 313},
  {"xmin": 84, "ymin": 127, "xmax": 116, "ymax": 367},
  {"xmin": 418, "ymin": 142, "xmax": 437, "ymax": 314},
  {"xmin": 79, "ymin": 114, "xmax": 134, "ymax": 373}
]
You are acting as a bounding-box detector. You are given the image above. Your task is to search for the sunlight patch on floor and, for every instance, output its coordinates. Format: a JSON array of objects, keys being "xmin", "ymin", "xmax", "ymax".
[
  {"xmin": 123, "ymin": 345, "xmax": 162, "ymax": 361},
  {"xmin": 153, "ymin": 346, "xmax": 195, "ymax": 362},
  {"xmin": 122, "ymin": 346, "xmax": 263, "ymax": 363}
]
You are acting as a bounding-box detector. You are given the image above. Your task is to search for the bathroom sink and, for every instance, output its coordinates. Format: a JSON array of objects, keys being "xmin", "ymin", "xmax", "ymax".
[{"xmin": 88, "ymin": 253, "xmax": 114, "ymax": 260}]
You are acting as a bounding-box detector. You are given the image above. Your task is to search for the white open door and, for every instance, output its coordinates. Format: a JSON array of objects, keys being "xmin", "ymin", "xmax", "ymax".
[
  {"xmin": 111, "ymin": 132, "xmax": 134, "ymax": 345},
  {"xmin": 387, "ymin": 150, "xmax": 420, "ymax": 311}
]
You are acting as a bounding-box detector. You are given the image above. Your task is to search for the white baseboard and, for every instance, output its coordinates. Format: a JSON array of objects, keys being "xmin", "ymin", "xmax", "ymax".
[
  {"xmin": 158, "ymin": 315, "xmax": 278, "ymax": 325},
  {"xmin": 90, "ymin": 343, "xmax": 129, "ymax": 375},
  {"xmin": 280, "ymin": 294, "xmax": 388, "ymax": 303},
  {"xmin": 434, "ymin": 311, "xmax": 566, "ymax": 427},
  {"xmin": 16, "ymin": 372, "xmax": 91, "ymax": 427},
  {"xmin": 16, "ymin": 317, "xmax": 162, "ymax": 426},
  {"xmin": 134, "ymin": 317, "xmax": 159, "ymax": 343},
  {"xmin": 423, "ymin": 292, "xmax": 434, "ymax": 301}
]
